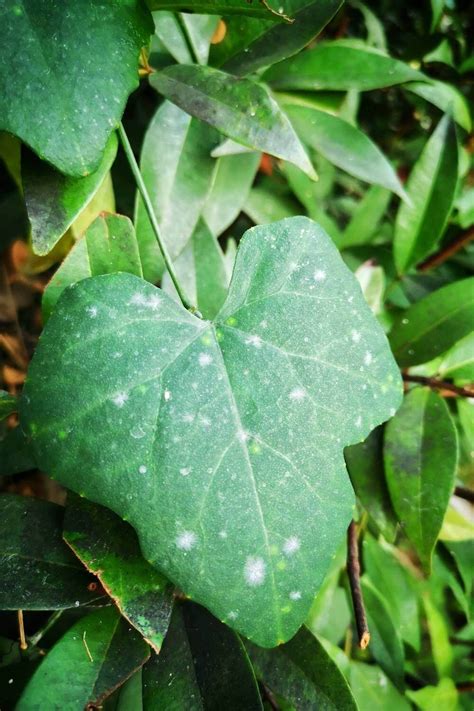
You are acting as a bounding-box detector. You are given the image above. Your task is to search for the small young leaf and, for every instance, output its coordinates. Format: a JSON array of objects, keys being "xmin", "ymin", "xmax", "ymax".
[
  {"xmin": 134, "ymin": 101, "xmax": 219, "ymax": 284},
  {"xmin": 0, "ymin": 390, "xmax": 17, "ymax": 420},
  {"xmin": 150, "ymin": 65, "xmax": 317, "ymax": 179},
  {"xmin": 247, "ymin": 626, "xmax": 357, "ymax": 710},
  {"xmin": 389, "ymin": 277, "xmax": 474, "ymax": 367},
  {"xmin": 43, "ymin": 213, "xmax": 142, "ymax": 321},
  {"xmin": 21, "ymin": 217, "xmax": 402, "ymax": 646},
  {"xmin": 23, "ymin": 134, "xmax": 118, "ymax": 256},
  {"xmin": 64, "ymin": 495, "xmax": 174, "ymax": 652},
  {"xmin": 394, "ymin": 115, "xmax": 458, "ymax": 274},
  {"xmin": 0, "ymin": 494, "xmax": 100, "ymax": 609},
  {"xmin": 0, "ymin": 1, "xmax": 152, "ymax": 176},
  {"xmin": 17, "ymin": 607, "xmax": 150, "ymax": 710},
  {"xmin": 339, "ymin": 186, "xmax": 391, "ymax": 249},
  {"xmin": 263, "ymin": 40, "xmax": 423, "ymax": 91},
  {"xmin": 283, "ymin": 104, "xmax": 406, "ymax": 198},
  {"xmin": 407, "ymin": 678, "xmax": 458, "ymax": 711},
  {"xmin": 384, "ymin": 388, "xmax": 458, "ymax": 572}
]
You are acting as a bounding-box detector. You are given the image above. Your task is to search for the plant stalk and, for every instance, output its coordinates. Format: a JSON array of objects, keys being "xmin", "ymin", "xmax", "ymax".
[
  {"xmin": 118, "ymin": 123, "xmax": 193, "ymax": 311},
  {"xmin": 347, "ymin": 521, "xmax": 370, "ymax": 650}
]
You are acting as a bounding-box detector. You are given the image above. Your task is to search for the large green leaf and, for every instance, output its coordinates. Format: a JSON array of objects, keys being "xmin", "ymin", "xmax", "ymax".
[
  {"xmin": 210, "ymin": 0, "xmax": 342, "ymax": 76},
  {"xmin": 134, "ymin": 101, "xmax": 219, "ymax": 284},
  {"xmin": 247, "ymin": 626, "xmax": 357, "ymax": 710},
  {"xmin": 0, "ymin": 1, "xmax": 152, "ymax": 177},
  {"xmin": 263, "ymin": 40, "xmax": 423, "ymax": 91},
  {"xmin": 283, "ymin": 104, "xmax": 406, "ymax": 198},
  {"xmin": 23, "ymin": 134, "xmax": 118, "ymax": 256},
  {"xmin": 394, "ymin": 115, "xmax": 458, "ymax": 274},
  {"xmin": 146, "ymin": 0, "xmax": 291, "ymax": 18},
  {"xmin": 0, "ymin": 494, "xmax": 101, "ymax": 609},
  {"xmin": 389, "ymin": 278, "xmax": 474, "ymax": 367},
  {"xmin": 141, "ymin": 603, "xmax": 263, "ymax": 708},
  {"xmin": 64, "ymin": 495, "xmax": 174, "ymax": 652},
  {"xmin": 17, "ymin": 607, "xmax": 150, "ymax": 710},
  {"xmin": 384, "ymin": 388, "xmax": 458, "ymax": 572},
  {"xmin": 21, "ymin": 217, "xmax": 402, "ymax": 646},
  {"xmin": 42, "ymin": 213, "xmax": 143, "ymax": 322},
  {"xmin": 150, "ymin": 65, "xmax": 317, "ymax": 179}
]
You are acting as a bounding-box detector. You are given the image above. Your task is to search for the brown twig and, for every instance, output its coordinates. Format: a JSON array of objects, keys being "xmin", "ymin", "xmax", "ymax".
[
  {"xmin": 17, "ymin": 610, "xmax": 27, "ymax": 651},
  {"xmin": 454, "ymin": 486, "xmax": 474, "ymax": 503},
  {"xmin": 418, "ymin": 227, "xmax": 474, "ymax": 271},
  {"xmin": 403, "ymin": 374, "xmax": 474, "ymax": 399},
  {"xmin": 347, "ymin": 521, "xmax": 370, "ymax": 649}
]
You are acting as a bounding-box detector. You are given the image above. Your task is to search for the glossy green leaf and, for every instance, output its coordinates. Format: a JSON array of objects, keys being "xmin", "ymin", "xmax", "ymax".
[
  {"xmin": 360, "ymin": 578, "xmax": 405, "ymax": 689},
  {"xmin": 0, "ymin": 427, "xmax": 36, "ymax": 476},
  {"xmin": 263, "ymin": 40, "xmax": 423, "ymax": 91},
  {"xmin": 64, "ymin": 496, "xmax": 174, "ymax": 652},
  {"xmin": 181, "ymin": 13, "xmax": 220, "ymax": 65},
  {"xmin": 162, "ymin": 219, "xmax": 229, "ymax": 319},
  {"xmin": 394, "ymin": 115, "xmax": 458, "ymax": 274},
  {"xmin": 345, "ymin": 427, "xmax": 398, "ymax": 543},
  {"xmin": 442, "ymin": 540, "xmax": 473, "ymax": 598},
  {"xmin": 407, "ymin": 678, "xmax": 458, "ymax": 711},
  {"xmin": 349, "ymin": 662, "xmax": 410, "ymax": 711},
  {"xmin": 134, "ymin": 101, "xmax": 219, "ymax": 284},
  {"xmin": 422, "ymin": 593, "xmax": 453, "ymax": 678},
  {"xmin": 154, "ymin": 12, "xmax": 218, "ymax": 65},
  {"xmin": 21, "ymin": 217, "xmax": 402, "ymax": 646},
  {"xmin": 142, "ymin": 603, "xmax": 262, "ymax": 709},
  {"xmin": 0, "ymin": 390, "xmax": 17, "ymax": 420},
  {"xmin": 389, "ymin": 278, "xmax": 474, "ymax": 367},
  {"xmin": 405, "ymin": 80, "xmax": 472, "ymax": 132},
  {"xmin": 43, "ymin": 213, "xmax": 142, "ymax": 322},
  {"xmin": 153, "ymin": 11, "xmax": 195, "ymax": 64},
  {"xmin": 438, "ymin": 332, "xmax": 474, "ymax": 381},
  {"xmin": 23, "ymin": 134, "xmax": 118, "ymax": 256},
  {"xmin": 283, "ymin": 104, "xmax": 406, "ymax": 198},
  {"xmin": 150, "ymin": 65, "xmax": 317, "ymax": 179},
  {"xmin": 247, "ymin": 626, "xmax": 357, "ymax": 710},
  {"xmin": 146, "ymin": 0, "xmax": 291, "ymax": 19},
  {"xmin": 0, "ymin": 1, "xmax": 152, "ymax": 177},
  {"xmin": 17, "ymin": 607, "xmax": 150, "ymax": 710},
  {"xmin": 210, "ymin": 0, "xmax": 342, "ymax": 76},
  {"xmin": 0, "ymin": 494, "xmax": 100, "ymax": 609},
  {"xmin": 384, "ymin": 388, "xmax": 458, "ymax": 572},
  {"xmin": 339, "ymin": 186, "xmax": 391, "ymax": 249},
  {"xmin": 202, "ymin": 152, "xmax": 260, "ymax": 236},
  {"xmin": 363, "ymin": 536, "xmax": 420, "ymax": 650}
]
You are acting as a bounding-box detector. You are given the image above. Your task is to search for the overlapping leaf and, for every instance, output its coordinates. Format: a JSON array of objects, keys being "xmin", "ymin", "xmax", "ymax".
[{"xmin": 21, "ymin": 217, "xmax": 402, "ymax": 646}]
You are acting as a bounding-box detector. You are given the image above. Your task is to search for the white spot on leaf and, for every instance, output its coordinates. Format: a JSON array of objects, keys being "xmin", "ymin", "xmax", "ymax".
[
  {"xmin": 244, "ymin": 556, "xmax": 266, "ymax": 586},
  {"xmin": 283, "ymin": 536, "xmax": 300, "ymax": 556},
  {"xmin": 176, "ymin": 531, "xmax": 197, "ymax": 551}
]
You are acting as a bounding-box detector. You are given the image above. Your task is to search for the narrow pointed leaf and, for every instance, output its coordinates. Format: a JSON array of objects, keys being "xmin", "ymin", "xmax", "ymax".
[
  {"xmin": 134, "ymin": 101, "xmax": 219, "ymax": 284},
  {"xmin": 247, "ymin": 627, "xmax": 357, "ymax": 710},
  {"xmin": 284, "ymin": 104, "xmax": 406, "ymax": 198},
  {"xmin": 0, "ymin": 1, "xmax": 152, "ymax": 176},
  {"xmin": 21, "ymin": 217, "xmax": 401, "ymax": 646},
  {"xmin": 150, "ymin": 65, "xmax": 317, "ymax": 179},
  {"xmin": 0, "ymin": 494, "xmax": 101, "ymax": 609},
  {"xmin": 405, "ymin": 80, "xmax": 472, "ymax": 132},
  {"xmin": 17, "ymin": 607, "xmax": 150, "ymax": 710},
  {"xmin": 211, "ymin": 0, "xmax": 343, "ymax": 76},
  {"xmin": 43, "ymin": 213, "xmax": 142, "ymax": 321},
  {"xmin": 23, "ymin": 134, "xmax": 118, "ymax": 256},
  {"xmin": 384, "ymin": 388, "xmax": 458, "ymax": 572},
  {"xmin": 394, "ymin": 115, "xmax": 458, "ymax": 274},
  {"xmin": 263, "ymin": 40, "xmax": 424, "ymax": 91},
  {"xmin": 64, "ymin": 495, "xmax": 174, "ymax": 652}
]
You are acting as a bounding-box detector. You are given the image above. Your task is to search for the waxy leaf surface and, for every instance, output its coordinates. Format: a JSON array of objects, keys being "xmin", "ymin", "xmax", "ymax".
[
  {"xmin": 0, "ymin": 1, "xmax": 152, "ymax": 176},
  {"xmin": 21, "ymin": 217, "xmax": 402, "ymax": 646}
]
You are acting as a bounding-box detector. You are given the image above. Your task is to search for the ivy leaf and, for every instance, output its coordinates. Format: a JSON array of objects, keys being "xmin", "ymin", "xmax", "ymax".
[
  {"xmin": 17, "ymin": 607, "xmax": 150, "ymax": 710},
  {"xmin": 247, "ymin": 627, "xmax": 357, "ymax": 710},
  {"xmin": 23, "ymin": 134, "xmax": 118, "ymax": 256},
  {"xmin": 141, "ymin": 603, "xmax": 263, "ymax": 709},
  {"xmin": 384, "ymin": 388, "xmax": 458, "ymax": 572},
  {"xmin": 63, "ymin": 495, "xmax": 174, "ymax": 652},
  {"xmin": 134, "ymin": 101, "xmax": 219, "ymax": 284},
  {"xmin": 0, "ymin": 494, "xmax": 102, "ymax": 609},
  {"xmin": 210, "ymin": 0, "xmax": 343, "ymax": 76},
  {"xmin": 150, "ymin": 65, "xmax": 317, "ymax": 180},
  {"xmin": 263, "ymin": 40, "xmax": 424, "ymax": 91},
  {"xmin": 394, "ymin": 115, "xmax": 458, "ymax": 274},
  {"xmin": 283, "ymin": 104, "xmax": 406, "ymax": 198},
  {"xmin": 389, "ymin": 277, "xmax": 474, "ymax": 367},
  {"xmin": 0, "ymin": 1, "xmax": 152, "ymax": 177},
  {"xmin": 21, "ymin": 217, "xmax": 402, "ymax": 646},
  {"xmin": 42, "ymin": 213, "xmax": 142, "ymax": 322}
]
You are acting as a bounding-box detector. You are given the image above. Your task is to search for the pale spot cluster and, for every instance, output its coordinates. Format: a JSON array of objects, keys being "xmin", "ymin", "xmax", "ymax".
[
  {"xmin": 283, "ymin": 536, "xmax": 300, "ymax": 556},
  {"xmin": 244, "ymin": 556, "xmax": 266, "ymax": 586},
  {"xmin": 176, "ymin": 531, "xmax": 197, "ymax": 551}
]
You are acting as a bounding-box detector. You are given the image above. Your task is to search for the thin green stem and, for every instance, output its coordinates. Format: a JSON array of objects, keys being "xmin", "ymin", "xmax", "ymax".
[
  {"xmin": 27, "ymin": 610, "xmax": 63, "ymax": 648},
  {"xmin": 118, "ymin": 123, "xmax": 193, "ymax": 311}
]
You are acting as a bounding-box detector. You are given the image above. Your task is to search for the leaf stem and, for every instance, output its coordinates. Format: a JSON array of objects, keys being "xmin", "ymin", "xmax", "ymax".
[
  {"xmin": 403, "ymin": 373, "xmax": 474, "ymax": 398},
  {"xmin": 17, "ymin": 610, "xmax": 27, "ymax": 650},
  {"xmin": 28, "ymin": 610, "xmax": 63, "ymax": 647},
  {"xmin": 118, "ymin": 123, "xmax": 193, "ymax": 311},
  {"xmin": 417, "ymin": 227, "xmax": 474, "ymax": 272},
  {"xmin": 347, "ymin": 521, "xmax": 370, "ymax": 650},
  {"xmin": 454, "ymin": 485, "xmax": 474, "ymax": 504}
]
